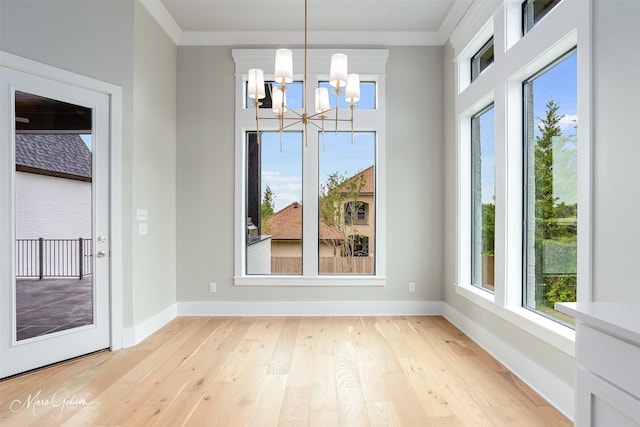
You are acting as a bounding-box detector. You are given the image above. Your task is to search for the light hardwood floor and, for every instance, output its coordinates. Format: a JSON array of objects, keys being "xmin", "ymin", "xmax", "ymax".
[{"xmin": 0, "ymin": 316, "xmax": 571, "ymax": 426}]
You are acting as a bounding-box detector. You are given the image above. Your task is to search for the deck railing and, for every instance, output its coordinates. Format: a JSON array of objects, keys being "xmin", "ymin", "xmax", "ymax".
[{"xmin": 15, "ymin": 238, "xmax": 93, "ymax": 279}]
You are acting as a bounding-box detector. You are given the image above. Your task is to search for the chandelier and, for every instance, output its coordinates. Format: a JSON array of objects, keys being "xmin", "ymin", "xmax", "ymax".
[{"xmin": 246, "ymin": 0, "xmax": 361, "ymax": 148}]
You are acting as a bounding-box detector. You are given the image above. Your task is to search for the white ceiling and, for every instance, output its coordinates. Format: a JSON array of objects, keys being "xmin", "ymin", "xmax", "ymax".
[{"xmin": 141, "ymin": 0, "xmax": 473, "ymax": 46}]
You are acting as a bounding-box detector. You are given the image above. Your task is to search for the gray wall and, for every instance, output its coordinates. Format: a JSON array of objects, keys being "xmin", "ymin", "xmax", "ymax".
[
  {"xmin": 176, "ymin": 46, "xmax": 445, "ymax": 303},
  {"xmin": 592, "ymin": 0, "xmax": 640, "ymax": 301},
  {"xmin": 1, "ymin": 0, "xmax": 178, "ymax": 329},
  {"xmin": 131, "ymin": 1, "xmax": 178, "ymax": 324}
]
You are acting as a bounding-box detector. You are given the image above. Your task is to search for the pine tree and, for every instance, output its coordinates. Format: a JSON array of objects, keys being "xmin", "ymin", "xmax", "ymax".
[{"xmin": 260, "ymin": 185, "xmax": 275, "ymax": 233}]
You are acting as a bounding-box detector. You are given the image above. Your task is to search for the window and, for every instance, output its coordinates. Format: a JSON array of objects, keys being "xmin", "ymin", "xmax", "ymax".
[
  {"xmin": 345, "ymin": 201, "xmax": 368, "ymax": 225},
  {"xmin": 523, "ymin": 0, "xmax": 562, "ymax": 34},
  {"xmin": 318, "ymin": 81, "xmax": 377, "ymax": 109},
  {"xmin": 233, "ymin": 49, "xmax": 388, "ymax": 285},
  {"xmin": 452, "ymin": 0, "xmax": 589, "ymax": 346},
  {"xmin": 319, "ymin": 132, "xmax": 375, "ymax": 275},
  {"xmin": 246, "ymin": 131, "xmax": 303, "ymax": 275},
  {"xmin": 471, "ymin": 105, "xmax": 495, "ymax": 292},
  {"xmin": 471, "ymin": 38, "xmax": 494, "ymax": 81},
  {"xmin": 523, "ymin": 49, "xmax": 577, "ymax": 324}
]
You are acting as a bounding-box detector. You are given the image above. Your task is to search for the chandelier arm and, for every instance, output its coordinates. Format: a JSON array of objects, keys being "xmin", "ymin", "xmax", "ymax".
[
  {"xmin": 306, "ymin": 107, "xmax": 337, "ymax": 121},
  {"xmin": 351, "ymin": 103, "xmax": 355, "ymax": 144},
  {"xmin": 281, "ymin": 119, "xmax": 304, "ymax": 131}
]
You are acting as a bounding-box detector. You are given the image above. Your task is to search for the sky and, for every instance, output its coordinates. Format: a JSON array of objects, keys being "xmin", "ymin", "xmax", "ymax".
[
  {"xmin": 80, "ymin": 134, "xmax": 92, "ymax": 151},
  {"xmin": 479, "ymin": 50, "xmax": 577, "ymax": 204},
  {"xmin": 260, "ymin": 131, "xmax": 375, "ymax": 212}
]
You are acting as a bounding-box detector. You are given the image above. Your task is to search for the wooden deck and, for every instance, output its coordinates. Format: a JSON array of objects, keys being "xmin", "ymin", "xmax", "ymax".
[{"xmin": 0, "ymin": 316, "xmax": 571, "ymax": 426}]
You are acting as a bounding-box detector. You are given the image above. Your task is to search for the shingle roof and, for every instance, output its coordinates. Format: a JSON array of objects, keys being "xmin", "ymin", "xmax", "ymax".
[
  {"xmin": 15, "ymin": 133, "xmax": 92, "ymax": 180},
  {"xmin": 265, "ymin": 201, "xmax": 344, "ymax": 241}
]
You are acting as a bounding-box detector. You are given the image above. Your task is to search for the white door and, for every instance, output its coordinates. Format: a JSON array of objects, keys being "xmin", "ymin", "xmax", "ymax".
[{"xmin": 0, "ymin": 64, "xmax": 111, "ymax": 378}]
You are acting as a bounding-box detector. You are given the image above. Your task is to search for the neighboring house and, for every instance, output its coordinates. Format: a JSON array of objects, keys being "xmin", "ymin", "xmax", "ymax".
[
  {"xmin": 266, "ymin": 165, "xmax": 375, "ymax": 259},
  {"xmin": 264, "ymin": 201, "xmax": 343, "ymax": 258},
  {"xmin": 333, "ymin": 165, "xmax": 375, "ymax": 257},
  {"xmin": 15, "ymin": 133, "xmax": 92, "ymax": 240}
]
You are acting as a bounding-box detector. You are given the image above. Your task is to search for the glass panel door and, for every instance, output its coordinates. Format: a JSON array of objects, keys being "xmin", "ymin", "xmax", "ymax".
[{"xmin": 1, "ymin": 61, "xmax": 111, "ymax": 378}]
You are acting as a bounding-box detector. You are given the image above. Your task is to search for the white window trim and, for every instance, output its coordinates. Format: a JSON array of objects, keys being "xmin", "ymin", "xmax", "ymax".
[
  {"xmin": 452, "ymin": 0, "xmax": 592, "ymax": 355},
  {"xmin": 232, "ymin": 49, "xmax": 388, "ymax": 286}
]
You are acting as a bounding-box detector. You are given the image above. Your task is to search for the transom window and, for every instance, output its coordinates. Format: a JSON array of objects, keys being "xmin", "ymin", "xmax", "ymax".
[
  {"xmin": 522, "ymin": 0, "xmax": 562, "ymax": 34},
  {"xmin": 471, "ymin": 37, "xmax": 494, "ymax": 81}
]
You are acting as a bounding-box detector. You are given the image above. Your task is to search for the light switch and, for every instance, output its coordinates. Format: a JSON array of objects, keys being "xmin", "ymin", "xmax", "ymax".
[
  {"xmin": 138, "ymin": 223, "xmax": 148, "ymax": 235},
  {"xmin": 137, "ymin": 208, "xmax": 148, "ymax": 222}
]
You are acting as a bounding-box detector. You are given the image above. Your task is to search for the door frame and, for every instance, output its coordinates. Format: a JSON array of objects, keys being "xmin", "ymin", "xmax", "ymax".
[{"xmin": 0, "ymin": 51, "xmax": 123, "ymax": 352}]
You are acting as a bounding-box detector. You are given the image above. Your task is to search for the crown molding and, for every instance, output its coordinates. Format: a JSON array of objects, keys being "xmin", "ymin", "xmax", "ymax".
[
  {"xmin": 141, "ymin": 0, "xmax": 475, "ymax": 47},
  {"xmin": 180, "ymin": 30, "xmax": 442, "ymax": 47}
]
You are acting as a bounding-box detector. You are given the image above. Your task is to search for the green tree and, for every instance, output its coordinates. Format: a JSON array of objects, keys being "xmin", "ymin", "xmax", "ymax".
[
  {"xmin": 533, "ymin": 100, "xmax": 577, "ymax": 308},
  {"xmin": 482, "ymin": 202, "xmax": 495, "ymax": 256},
  {"xmin": 319, "ymin": 170, "xmax": 366, "ymax": 272},
  {"xmin": 260, "ymin": 185, "xmax": 275, "ymax": 233}
]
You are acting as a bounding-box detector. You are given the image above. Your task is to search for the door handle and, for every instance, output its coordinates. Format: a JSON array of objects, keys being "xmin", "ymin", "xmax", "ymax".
[
  {"xmin": 96, "ymin": 250, "xmax": 107, "ymax": 258},
  {"xmin": 97, "ymin": 235, "xmax": 107, "ymax": 243}
]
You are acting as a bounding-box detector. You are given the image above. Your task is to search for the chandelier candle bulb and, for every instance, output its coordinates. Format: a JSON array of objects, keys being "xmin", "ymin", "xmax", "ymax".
[
  {"xmin": 272, "ymin": 86, "xmax": 287, "ymax": 114},
  {"xmin": 315, "ymin": 87, "xmax": 330, "ymax": 113},
  {"xmin": 345, "ymin": 73, "xmax": 361, "ymax": 103},
  {"xmin": 329, "ymin": 53, "xmax": 348, "ymax": 87},
  {"xmin": 247, "ymin": 69, "xmax": 265, "ymax": 100},
  {"xmin": 274, "ymin": 48, "xmax": 294, "ymax": 84}
]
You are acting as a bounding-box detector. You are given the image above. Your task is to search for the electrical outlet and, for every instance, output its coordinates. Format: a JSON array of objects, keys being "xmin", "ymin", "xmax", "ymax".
[
  {"xmin": 409, "ymin": 282, "xmax": 416, "ymax": 292},
  {"xmin": 209, "ymin": 282, "xmax": 217, "ymax": 293}
]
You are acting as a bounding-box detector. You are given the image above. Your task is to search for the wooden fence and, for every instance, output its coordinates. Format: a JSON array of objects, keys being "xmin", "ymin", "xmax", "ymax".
[{"xmin": 272, "ymin": 256, "xmax": 373, "ymax": 274}]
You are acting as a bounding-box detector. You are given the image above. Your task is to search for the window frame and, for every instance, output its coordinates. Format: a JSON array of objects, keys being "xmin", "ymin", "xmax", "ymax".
[
  {"xmin": 452, "ymin": 0, "xmax": 592, "ymax": 354},
  {"xmin": 232, "ymin": 49, "xmax": 388, "ymax": 286}
]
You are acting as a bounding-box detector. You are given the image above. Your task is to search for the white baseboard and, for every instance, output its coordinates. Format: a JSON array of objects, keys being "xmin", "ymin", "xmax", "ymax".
[
  {"xmin": 121, "ymin": 303, "xmax": 177, "ymax": 348},
  {"xmin": 442, "ymin": 303, "xmax": 575, "ymax": 421},
  {"xmin": 177, "ymin": 300, "xmax": 445, "ymax": 316}
]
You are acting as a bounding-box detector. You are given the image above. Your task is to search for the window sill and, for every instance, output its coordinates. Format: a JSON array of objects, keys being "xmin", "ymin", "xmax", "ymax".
[
  {"xmin": 234, "ymin": 276, "xmax": 386, "ymax": 287},
  {"xmin": 454, "ymin": 283, "xmax": 575, "ymax": 356}
]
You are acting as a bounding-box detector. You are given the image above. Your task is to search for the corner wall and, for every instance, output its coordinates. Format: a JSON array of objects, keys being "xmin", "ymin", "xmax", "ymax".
[{"xmin": 591, "ymin": 0, "xmax": 640, "ymax": 301}]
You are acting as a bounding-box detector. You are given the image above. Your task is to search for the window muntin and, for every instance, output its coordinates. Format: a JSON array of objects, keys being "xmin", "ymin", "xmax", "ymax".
[
  {"xmin": 246, "ymin": 131, "xmax": 303, "ymax": 275},
  {"xmin": 522, "ymin": 0, "xmax": 562, "ymax": 34},
  {"xmin": 523, "ymin": 49, "xmax": 577, "ymax": 325},
  {"xmin": 471, "ymin": 37, "xmax": 495, "ymax": 82},
  {"xmin": 471, "ymin": 105, "xmax": 495, "ymax": 292},
  {"xmin": 319, "ymin": 131, "xmax": 376, "ymax": 275},
  {"xmin": 318, "ymin": 81, "xmax": 376, "ymax": 109}
]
